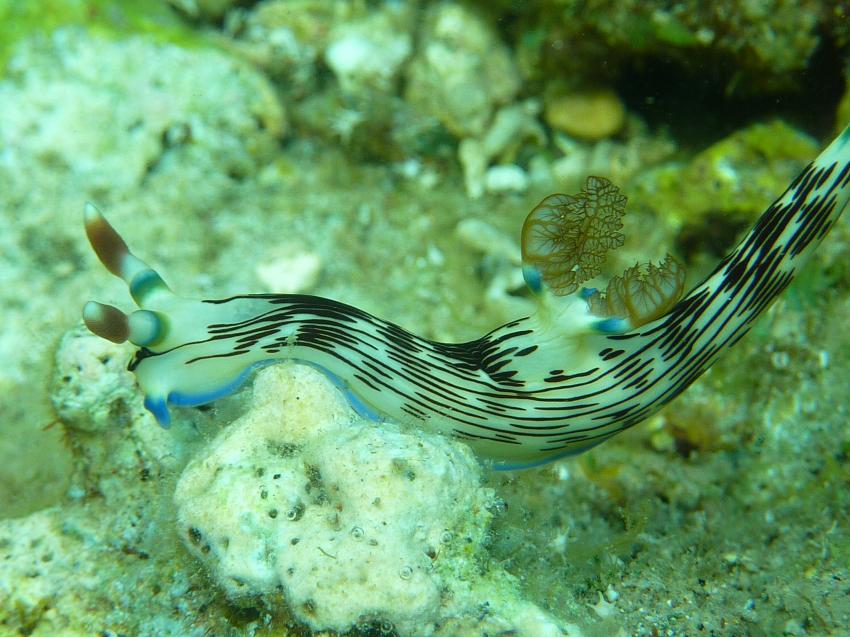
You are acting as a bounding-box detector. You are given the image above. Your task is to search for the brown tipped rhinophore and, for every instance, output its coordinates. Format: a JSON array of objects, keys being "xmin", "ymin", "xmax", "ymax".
[
  {"xmin": 82, "ymin": 301, "xmax": 130, "ymax": 344},
  {"xmin": 84, "ymin": 202, "xmax": 131, "ymax": 279}
]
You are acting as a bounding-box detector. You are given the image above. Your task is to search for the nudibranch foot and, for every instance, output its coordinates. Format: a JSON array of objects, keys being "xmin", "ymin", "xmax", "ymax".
[
  {"xmin": 83, "ymin": 124, "xmax": 850, "ymax": 467},
  {"xmin": 143, "ymin": 395, "xmax": 171, "ymax": 428},
  {"xmin": 591, "ymin": 317, "xmax": 629, "ymax": 334}
]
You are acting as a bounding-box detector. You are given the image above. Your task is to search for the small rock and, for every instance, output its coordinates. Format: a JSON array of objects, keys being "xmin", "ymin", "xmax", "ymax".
[
  {"xmin": 324, "ymin": 7, "xmax": 413, "ymax": 94},
  {"xmin": 458, "ymin": 100, "xmax": 545, "ymax": 198},
  {"xmin": 255, "ymin": 251, "xmax": 322, "ymax": 293},
  {"xmin": 51, "ymin": 326, "xmax": 136, "ymax": 432},
  {"xmin": 405, "ymin": 3, "xmax": 520, "ymax": 137},
  {"xmin": 545, "ymin": 88, "xmax": 625, "ymax": 141},
  {"xmin": 485, "ymin": 164, "xmax": 529, "ymax": 193},
  {"xmin": 455, "ymin": 218, "xmax": 520, "ymax": 264},
  {"xmin": 168, "ymin": 0, "xmax": 236, "ymax": 20}
]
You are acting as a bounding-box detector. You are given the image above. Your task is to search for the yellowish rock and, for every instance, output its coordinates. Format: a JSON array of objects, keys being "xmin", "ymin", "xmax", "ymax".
[{"xmin": 545, "ymin": 88, "xmax": 626, "ymax": 140}]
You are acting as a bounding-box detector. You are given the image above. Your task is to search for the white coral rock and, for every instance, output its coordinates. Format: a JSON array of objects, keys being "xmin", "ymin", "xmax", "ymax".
[
  {"xmin": 174, "ymin": 363, "xmax": 491, "ymax": 634},
  {"xmin": 325, "ymin": 15, "xmax": 412, "ymax": 94},
  {"xmin": 51, "ymin": 325, "xmax": 136, "ymax": 432},
  {"xmin": 175, "ymin": 363, "xmax": 575, "ymax": 635}
]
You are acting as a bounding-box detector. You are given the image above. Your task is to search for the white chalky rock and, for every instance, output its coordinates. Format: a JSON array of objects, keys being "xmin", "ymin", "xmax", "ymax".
[
  {"xmin": 324, "ymin": 4, "xmax": 413, "ymax": 95},
  {"xmin": 173, "ymin": 363, "xmax": 494, "ymax": 634},
  {"xmin": 51, "ymin": 325, "xmax": 137, "ymax": 432},
  {"xmin": 484, "ymin": 164, "xmax": 529, "ymax": 193},
  {"xmin": 254, "ymin": 250, "xmax": 322, "ymax": 293}
]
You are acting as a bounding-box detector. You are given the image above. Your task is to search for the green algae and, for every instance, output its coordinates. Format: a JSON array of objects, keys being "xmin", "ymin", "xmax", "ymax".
[
  {"xmin": 476, "ymin": 0, "xmax": 826, "ymax": 97},
  {"xmin": 631, "ymin": 120, "xmax": 819, "ymax": 229},
  {"xmin": 0, "ymin": 0, "xmax": 203, "ymax": 73}
]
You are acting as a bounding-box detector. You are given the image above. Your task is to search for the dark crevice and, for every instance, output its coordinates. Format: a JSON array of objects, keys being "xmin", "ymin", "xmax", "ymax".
[{"xmin": 615, "ymin": 33, "xmax": 846, "ymax": 148}]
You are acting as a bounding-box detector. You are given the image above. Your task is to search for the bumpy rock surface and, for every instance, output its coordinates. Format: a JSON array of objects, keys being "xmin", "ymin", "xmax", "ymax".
[
  {"xmin": 174, "ymin": 363, "xmax": 572, "ymax": 636},
  {"xmin": 405, "ymin": 3, "xmax": 520, "ymax": 137}
]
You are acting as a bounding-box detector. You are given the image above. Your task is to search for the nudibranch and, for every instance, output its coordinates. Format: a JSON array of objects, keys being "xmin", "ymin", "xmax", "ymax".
[{"xmin": 83, "ymin": 125, "xmax": 850, "ymax": 469}]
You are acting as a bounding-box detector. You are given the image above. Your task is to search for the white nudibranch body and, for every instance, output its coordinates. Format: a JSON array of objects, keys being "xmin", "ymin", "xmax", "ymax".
[{"xmin": 83, "ymin": 126, "xmax": 850, "ymax": 468}]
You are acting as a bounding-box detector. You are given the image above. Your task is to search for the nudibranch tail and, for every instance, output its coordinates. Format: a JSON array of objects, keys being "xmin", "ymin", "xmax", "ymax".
[{"xmin": 83, "ymin": 124, "xmax": 850, "ymax": 468}]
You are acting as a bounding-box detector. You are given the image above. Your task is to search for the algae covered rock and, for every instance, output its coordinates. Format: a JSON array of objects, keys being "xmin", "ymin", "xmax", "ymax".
[
  {"xmin": 0, "ymin": 0, "xmax": 197, "ymax": 70},
  {"xmin": 227, "ymin": 0, "xmax": 354, "ymax": 96},
  {"xmin": 324, "ymin": 2, "xmax": 413, "ymax": 95},
  {"xmin": 0, "ymin": 29, "xmax": 285, "ymax": 195},
  {"xmin": 632, "ymin": 120, "xmax": 818, "ymax": 228},
  {"xmin": 509, "ymin": 0, "xmax": 823, "ymax": 96},
  {"xmin": 836, "ymin": 63, "xmax": 850, "ymax": 135}
]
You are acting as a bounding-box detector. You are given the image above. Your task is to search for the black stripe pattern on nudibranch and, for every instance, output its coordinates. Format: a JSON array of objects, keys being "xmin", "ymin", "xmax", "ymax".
[{"xmin": 83, "ymin": 127, "xmax": 850, "ymax": 468}]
